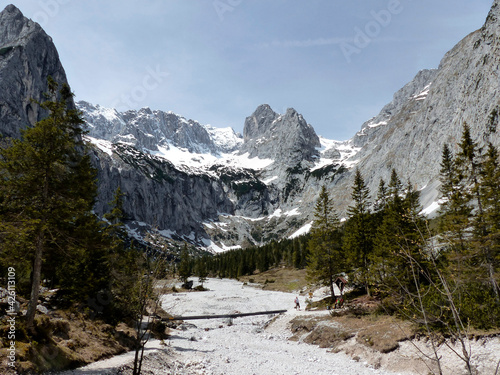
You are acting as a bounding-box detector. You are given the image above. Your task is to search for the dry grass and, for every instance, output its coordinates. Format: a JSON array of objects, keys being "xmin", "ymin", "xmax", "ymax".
[
  {"xmin": 0, "ymin": 309, "xmax": 136, "ymax": 374},
  {"xmin": 239, "ymin": 267, "xmax": 309, "ymax": 293},
  {"xmin": 245, "ymin": 267, "xmax": 417, "ymax": 354},
  {"xmin": 0, "ymin": 297, "xmax": 172, "ymax": 374},
  {"xmin": 289, "ymin": 314, "xmax": 415, "ymax": 354}
]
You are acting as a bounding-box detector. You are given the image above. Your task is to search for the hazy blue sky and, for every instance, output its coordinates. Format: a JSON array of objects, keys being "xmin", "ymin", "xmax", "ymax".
[{"xmin": 11, "ymin": 1, "xmax": 494, "ymax": 140}]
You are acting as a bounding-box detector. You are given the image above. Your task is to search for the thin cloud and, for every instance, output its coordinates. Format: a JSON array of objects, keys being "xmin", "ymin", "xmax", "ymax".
[
  {"xmin": 258, "ymin": 37, "xmax": 351, "ymax": 48},
  {"xmin": 257, "ymin": 35, "xmax": 414, "ymax": 49}
]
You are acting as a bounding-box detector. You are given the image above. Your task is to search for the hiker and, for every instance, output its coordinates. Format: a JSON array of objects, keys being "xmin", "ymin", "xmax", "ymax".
[
  {"xmin": 335, "ymin": 296, "xmax": 344, "ymax": 309},
  {"xmin": 294, "ymin": 296, "xmax": 300, "ymax": 310}
]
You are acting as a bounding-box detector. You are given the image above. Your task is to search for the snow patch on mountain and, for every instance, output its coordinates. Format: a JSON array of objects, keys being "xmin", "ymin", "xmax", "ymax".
[
  {"xmin": 205, "ymin": 125, "xmax": 243, "ymax": 152},
  {"xmin": 288, "ymin": 221, "xmax": 313, "ymax": 239},
  {"xmin": 203, "ymin": 239, "xmax": 242, "ymax": 253},
  {"xmin": 312, "ymin": 137, "xmax": 361, "ymax": 171},
  {"xmin": 413, "ymin": 83, "xmax": 432, "ymax": 101},
  {"xmin": 149, "ymin": 145, "xmax": 274, "ymax": 172},
  {"xmin": 85, "ymin": 136, "xmax": 114, "ymax": 156},
  {"xmin": 367, "ymin": 120, "xmax": 388, "ymax": 128},
  {"xmin": 317, "ymin": 136, "xmax": 340, "ymax": 153},
  {"xmin": 337, "ymin": 142, "xmax": 362, "ymax": 168},
  {"xmin": 268, "ymin": 208, "xmax": 301, "ymax": 219}
]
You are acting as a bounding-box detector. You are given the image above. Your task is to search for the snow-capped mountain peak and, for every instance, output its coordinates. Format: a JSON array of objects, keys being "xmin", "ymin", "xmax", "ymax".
[{"xmin": 78, "ymin": 101, "xmax": 243, "ymax": 156}]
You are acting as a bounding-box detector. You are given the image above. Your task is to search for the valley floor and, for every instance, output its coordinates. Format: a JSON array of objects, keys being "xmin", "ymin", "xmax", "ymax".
[{"xmin": 57, "ymin": 278, "xmax": 500, "ymax": 375}]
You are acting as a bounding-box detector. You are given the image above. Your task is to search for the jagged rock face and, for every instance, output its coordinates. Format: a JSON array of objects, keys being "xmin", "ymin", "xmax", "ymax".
[
  {"xmin": 2, "ymin": 2, "xmax": 500, "ymax": 251},
  {"xmin": 0, "ymin": 5, "xmax": 70, "ymax": 138},
  {"xmin": 79, "ymin": 101, "xmax": 242, "ymax": 154},
  {"xmin": 485, "ymin": 0, "xmax": 500, "ymax": 33},
  {"xmin": 0, "ymin": 6, "xmax": 242, "ymax": 245},
  {"xmin": 240, "ymin": 104, "xmax": 321, "ymax": 165},
  {"xmin": 345, "ymin": 3, "xmax": 500, "ymax": 213},
  {"xmin": 91, "ymin": 144, "xmax": 235, "ymax": 240},
  {"xmin": 242, "ymin": 104, "xmax": 278, "ymax": 142},
  {"xmin": 352, "ymin": 69, "xmax": 437, "ymax": 148}
]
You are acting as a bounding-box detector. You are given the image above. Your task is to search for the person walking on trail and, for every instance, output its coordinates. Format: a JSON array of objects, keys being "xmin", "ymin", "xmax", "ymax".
[{"xmin": 294, "ymin": 296, "xmax": 300, "ymax": 310}]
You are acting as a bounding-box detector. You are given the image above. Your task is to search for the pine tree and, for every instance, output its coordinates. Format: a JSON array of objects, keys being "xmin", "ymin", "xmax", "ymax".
[
  {"xmin": 178, "ymin": 243, "xmax": 193, "ymax": 286},
  {"xmin": 374, "ymin": 178, "xmax": 388, "ymax": 213},
  {"xmin": 439, "ymin": 143, "xmax": 455, "ymax": 200},
  {"xmin": 371, "ymin": 171, "xmax": 402, "ymax": 288},
  {"xmin": 196, "ymin": 256, "xmax": 209, "ymax": 287},
  {"xmin": 0, "ymin": 78, "xmax": 99, "ymax": 329},
  {"xmin": 103, "ymin": 187, "xmax": 129, "ymax": 264},
  {"xmin": 344, "ymin": 168, "xmax": 373, "ymax": 295},
  {"xmin": 371, "ymin": 171, "xmax": 426, "ymax": 299},
  {"xmin": 478, "ymin": 143, "xmax": 500, "ymax": 300},
  {"xmin": 401, "ymin": 180, "xmax": 428, "ymax": 266},
  {"xmin": 388, "ymin": 168, "xmax": 403, "ymax": 200},
  {"xmin": 456, "ymin": 123, "xmax": 485, "ymax": 230},
  {"xmin": 437, "ymin": 135, "xmax": 500, "ymax": 328},
  {"xmin": 105, "ymin": 187, "xmax": 126, "ymax": 230},
  {"xmin": 306, "ymin": 185, "xmax": 343, "ymax": 303},
  {"xmin": 438, "ymin": 142, "xmax": 472, "ymax": 258},
  {"xmin": 438, "ymin": 126, "xmax": 482, "ymax": 289}
]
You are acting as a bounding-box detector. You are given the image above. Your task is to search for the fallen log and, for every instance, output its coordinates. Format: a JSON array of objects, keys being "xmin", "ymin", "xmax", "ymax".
[{"xmin": 166, "ymin": 309, "xmax": 287, "ymax": 321}]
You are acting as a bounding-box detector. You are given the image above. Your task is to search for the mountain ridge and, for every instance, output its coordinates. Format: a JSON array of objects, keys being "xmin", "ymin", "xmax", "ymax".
[
  {"xmin": 1, "ymin": 3, "xmax": 499, "ymax": 252},
  {"xmin": 0, "ymin": 4, "xmax": 71, "ymax": 139}
]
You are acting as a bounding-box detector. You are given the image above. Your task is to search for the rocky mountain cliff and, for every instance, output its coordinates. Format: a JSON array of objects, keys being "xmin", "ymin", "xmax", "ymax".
[
  {"xmin": 348, "ymin": 1, "xmax": 500, "ymax": 212},
  {"xmin": 80, "ymin": 100, "xmax": 326, "ymax": 249},
  {"xmin": 1, "ymin": 3, "xmax": 499, "ymax": 252},
  {"xmin": 239, "ymin": 104, "xmax": 321, "ymax": 165},
  {"xmin": 79, "ymin": 101, "xmax": 242, "ymax": 154},
  {"xmin": 0, "ymin": 4, "xmax": 70, "ymax": 139}
]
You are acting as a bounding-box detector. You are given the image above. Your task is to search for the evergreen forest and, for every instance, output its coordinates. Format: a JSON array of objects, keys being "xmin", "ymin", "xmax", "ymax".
[
  {"xmin": 0, "ymin": 82, "xmax": 498, "ymax": 372},
  {"xmin": 189, "ymin": 124, "xmax": 500, "ymax": 331}
]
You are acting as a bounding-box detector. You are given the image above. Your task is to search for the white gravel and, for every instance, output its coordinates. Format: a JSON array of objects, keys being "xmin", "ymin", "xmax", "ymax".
[
  {"xmin": 159, "ymin": 278, "xmax": 403, "ymax": 375},
  {"xmin": 59, "ymin": 278, "xmax": 499, "ymax": 375}
]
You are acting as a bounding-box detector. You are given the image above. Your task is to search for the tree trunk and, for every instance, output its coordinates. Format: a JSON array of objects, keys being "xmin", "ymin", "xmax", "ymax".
[
  {"xmin": 489, "ymin": 262, "xmax": 500, "ymax": 303},
  {"xmin": 26, "ymin": 230, "xmax": 44, "ymax": 330},
  {"xmin": 364, "ymin": 255, "xmax": 371, "ymax": 297},
  {"xmin": 329, "ymin": 275, "xmax": 336, "ymax": 305}
]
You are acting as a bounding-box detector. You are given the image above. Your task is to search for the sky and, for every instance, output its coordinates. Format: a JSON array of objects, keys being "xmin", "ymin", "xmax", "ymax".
[{"xmin": 10, "ymin": 0, "xmax": 494, "ymax": 140}]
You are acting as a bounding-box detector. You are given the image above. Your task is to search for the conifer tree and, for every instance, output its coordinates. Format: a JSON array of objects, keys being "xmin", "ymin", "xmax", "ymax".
[
  {"xmin": 388, "ymin": 168, "xmax": 403, "ymax": 200},
  {"xmin": 401, "ymin": 180, "xmax": 428, "ymax": 266},
  {"xmin": 178, "ymin": 243, "xmax": 192, "ymax": 286},
  {"xmin": 438, "ymin": 142, "xmax": 472, "ymax": 257},
  {"xmin": 105, "ymin": 187, "xmax": 126, "ymax": 230},
  {"xmin": 478, "ymin": 143, "xmax": 500, "ymax": 300},
  {"xmin": 437, "ymin": 136, "xmax": 500, "ymax": 327},
  {"xmin": 371, "ymin": 171, "xmax": 426, "ymax": 298},
  {"xmin": 196, "ymin": 256, "xmax": 209, "ymax": 287},
  {"xmin": 374, "ymin": 178, "xmax": 388, "ymax": 213},
  {"xmin": 0, "ymin": 78, "xmax": 99, "ymax": 329},
  {"xmin": 306, "ymin": 185, "xmax": 343, "ymax": 303},
  {"xmin": 439, "ymin": 143, "xmax": 455, "ymax": 200},
  {"xmin": 456, "ymin": 124, "xmax": 482, "ymax": 208},
  {"xmin": 371, "ymin": 172, "xmax": 400, "ymax": 289},
  {"xmin": 344, "ymin": 168, "xmax": 373, "ymax": 295},
  {"xmin": 292, "ymin": 237, "xmax": 305, "ymax": 269},
  {"xmin": 439, "ymin": 126, "xmax": 483, "ymax": 288}
]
